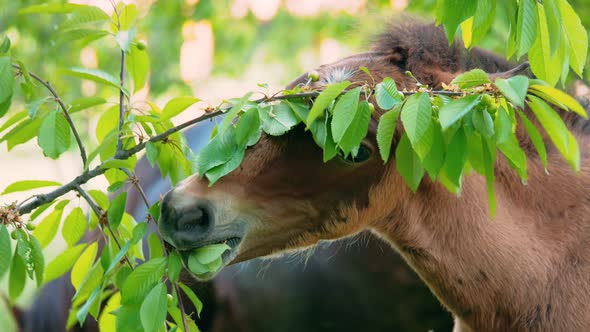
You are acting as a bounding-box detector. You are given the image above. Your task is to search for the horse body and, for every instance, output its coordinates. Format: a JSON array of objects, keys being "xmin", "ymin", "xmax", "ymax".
[{"xmin": 159, "ymin": 22, "xmax": 590, "ymax": 331}]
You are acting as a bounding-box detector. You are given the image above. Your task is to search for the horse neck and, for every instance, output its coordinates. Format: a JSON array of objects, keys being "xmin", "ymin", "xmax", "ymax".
[{"xmin": 371, "ymin": 148, "xmax": 590, "ymax": 329}]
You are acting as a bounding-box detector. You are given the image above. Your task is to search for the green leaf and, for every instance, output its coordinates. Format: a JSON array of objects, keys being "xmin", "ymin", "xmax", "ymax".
[
  {"xmin": 61, "ymin": 6, "xmax": 110, "ymax": 31},
  {"xmin": 422, "ymin": 122, "xmax": 446, "ymax": 180},
  {"xmin": 167, "ymin": 251, "xmax": 182, "ymax": 283},
  {"xmin": 528, "ymin": 95, "xmax": 579, "ymax": 170},
  {"xmin": 33, "ymin": 209, "xmax": 63, "ymax": 248},
  {"xmin": 147, "ymin": 201, "xmax": 160, "ymax": 222},
  {"xmin": 442, "ymin": 128, "xmax": 468, "ymax": 188},
  {"xmin": 518, "ymin": 110, "xmax": 548, "ymax": 168},
  {"xmin": 108, "ymin": 192, "xmax": 127, "ymax": 229},
  {"xmin": 0, "ymin": 225, "xmax": 11, "ymax": 280},
  {"xmin": 258, "ymin": 103, "xmax": 300, "ymax": 136},
  {"xmin": 307, "ymin": 81, "xmax": 350, "ymax": 124},
  {"xmin": 115, "ymin": 29, "xmax": 137, "ymax": 53},
  {"xmin": 178, "ymin": 282, "xmax": 204, "ymax": 317},
  {"xmin": 337, "ymin": 101, "xmax": 372, "ymax": 156},
  {"xmin": 515, "ymin": 0, "xmax": 538, "ymax": 58},
  {"xmin": 71, "ymin": 243, "xmax": 98, "ymax": 290},
  {"xmin": 15, "ymin": 238, "xmax": 34, "ymax": 279},
  {"xmin": 127, "ymin": 45, "xmax": 150, "ymax": 92},
  {"xmin": 375, "ymin": 77, "xmax": 403, "ymax": 110},
  {"xmin": 62, "ymin": 207, "xmax": 88, "ymax": 247},
  {"xmin": 481, "ymin": 137, "xmax": 497, "ymax": 217},
  {"xmin": 70, "ymin": 96, "xmax": 107, "ymax": 114},
  {"xmin": 451, "ymin": 69, "xmax": 490, "ymax": 88},
  {"xmin": 44, "ymin": 244, "xmax": 87, "ymax": 283},
  {"xmin": 0, "ymin": 57, "xmax": 15, "ymax": 118},
  {"xmin": 38, "ymin": 110, "xmax": 72, "ymax": 159},
  {"xmin": 376, "ymin": 106, "xmax": 401, "ymax": 163},
  {"xmin": 2, "ymin": 180, "xmax": 61, "ymax": 195},
  {"xmin": 0, "ymin": 110, "xmax": 27, "ymax": 133},
  {"xmin": 204, "ymin": 149, "xmax": 244, "ymax": 186},
  {"xmin": 76, "ymin": 286, "xmax": 102, "ymax": 325},
  {"xmin": 140, "ymin": 283, "xmax": 167, "ymax": 332},
  {"xmin": 131, "ymin": 222, "xmax": 147, "ymax": 244},
  {"xmin": 528, "ymin": 3, "xmax": 561, "ymax": 86},
  {"xmin": 498, "ymin": 134, "xmax": 528, "ymax": 180},
  {"xmin": 61, "ymin": 68, "xmax": 128, "ymax": 95},
  {"xmin": 196, "ymin": 125, "xmax": 239, "ymax": 175},
  {"xmin": 472, "ymin": 109, "xmax": 495, "ymax": 138},
  {"xmin": 331, "ymin": 87, "xmax": 361, "ymax": 143},
  {"xmin": 529, "ymin": 85, "xmax": 588, "ymax": 119},
  {"xmin": 0, "ymin": 115, "xmax": 43, "ymax": 150},
  {"xmin": 145, "ymin": 142, "xmax": 159, "ymax": 167},
  {"xmin": 147, "ymin": 233, "xmax": 163, "ymax": 259},
  {"xmin": 558, "ymin": 0, "xmax": 588, "ymax": 76},
  {"xmin": 116, "ymin": 303, "xmax": 142, "ymax": 332},
  {"xmin": 401, "ymin": 92, "xmax": 432, "ymax": 159},
  {"xmin": 161, "ymin": 97, "xmax": 200, "ymax": 120},
  {"xmin": 121, "ymin": 257, "xmax": 167, "ymax": 305},
  {"xmin": 495, "ymin": 76, "xmax": 529, "ymax": 109},
  {"xmin": 105, "ymin": 241, "xmax": 131, "ymax": 274},
  {"xmin": 469, "ymin": 0, "xmax": 496, "ymax": 47},
  {"xmin": 190, "ymin": 243, "xmax": 231, "ymax": 265},
  {"xmin": 29, "ymin": 236, "xmax": 44, "ymax": 287},
  {"xmin": 221, "ymin": 92, "xmax": 254, "ymax": 131},
  {"xmin": 56, "ymin": 29, "xmax": 109, "ymax": 45},
  {"xmin": 543, "ymin": 0, "xmax": 562, "ymax": 56},
  {"xmin": 235, "ymin": 107, "xmax": 261, "ymax": 148},
  {"xmin": 438, "ymin": 0, "xmax": 477, "ymax": 44},
  {"xmin": 439, "ymin": 95, "xmax": 481, "ymax": 130},
  {"xmin": 395, "ymin": 133, "xmax": 424, "ymax": 192},
  {"xmin": 18, "ymin": 3, "xmax": 84, "ymax": 14},
  {"xmin": 0, "ymin": 37, "xmax": 9, "ymax": 54},
  {"xmin": 9, "ymin": 253, "xmax": 26, "ymax": 302}
]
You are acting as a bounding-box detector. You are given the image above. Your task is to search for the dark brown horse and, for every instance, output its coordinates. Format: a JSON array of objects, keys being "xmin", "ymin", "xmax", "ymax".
[{"xmin": 158, "ymin": 22, "xmax": 590, "ymax": 331}]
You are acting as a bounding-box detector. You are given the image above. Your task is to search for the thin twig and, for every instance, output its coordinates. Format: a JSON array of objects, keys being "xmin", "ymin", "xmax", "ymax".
[
  {"xmin": 175, "ymin": 283, "xmax": 190, "ymax": 332},
  {"xmin": 12, "ymin": 64, "xmax": 87, "ymax": 166},
  {"xmin": 121, "ymin": 168, "xmax": 150, "ymax": 209},
  {"xmin": 75, "ymin": 185, "xmax": 101, "ymax": 217}
]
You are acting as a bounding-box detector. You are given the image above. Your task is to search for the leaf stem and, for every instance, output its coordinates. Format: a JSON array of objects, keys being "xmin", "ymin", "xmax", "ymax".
[
  {"xmin": 117, "ymin": 50, "xmax": 127, "ymax": 153},
  {"xmin": 11, "ymin": 64, "xmax": 88, "ymax": 166}
]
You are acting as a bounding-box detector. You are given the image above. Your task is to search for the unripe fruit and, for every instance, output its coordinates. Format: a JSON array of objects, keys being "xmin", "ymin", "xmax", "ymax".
[
  {"xmin": 136, "ymin": 40, "xmax": 147, "ymax": 50},
  {"xmin": 367, "ymin": 102, "xmax": 375, "ymax": 113},
  {"xmin": 11, "ymin": 230, "xmax": 18, "ymax": 240},
  {"xmin": 167, "ymin": 294, "xmax": 174, "ymax": 305},
  {"xmin": 308, "ymin": 70, "xmax": 320, "ymax": 82},
  {"xmin": 26, "ymin": 223, "xmax": 35, "ymax": 231}
]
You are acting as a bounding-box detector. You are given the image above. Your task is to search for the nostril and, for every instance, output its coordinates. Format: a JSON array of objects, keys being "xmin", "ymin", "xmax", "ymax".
[{"xmin": 177, "ymin": 207, "xmax": 208, "ymax": 231}]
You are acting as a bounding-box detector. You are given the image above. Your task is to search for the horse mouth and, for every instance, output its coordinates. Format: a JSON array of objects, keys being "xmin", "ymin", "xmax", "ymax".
[{"xmin": 178, "ymin": 236, "xmax": 242, "ymax": 281}]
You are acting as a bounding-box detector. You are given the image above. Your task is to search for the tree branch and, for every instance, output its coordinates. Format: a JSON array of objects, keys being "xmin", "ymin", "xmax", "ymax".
[
  {"xmin": 75, "ymin": 185, "xmax": 102, "ymax": 217},
  {"xmin": 12, "ymin": 64, "xmax": 88, "ymax": 166}
]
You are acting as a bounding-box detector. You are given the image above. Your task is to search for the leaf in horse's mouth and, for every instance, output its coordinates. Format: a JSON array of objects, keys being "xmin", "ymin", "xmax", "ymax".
[{"xmin": 186, "ymin": 242, "xmax": 231, "ymax": 276}]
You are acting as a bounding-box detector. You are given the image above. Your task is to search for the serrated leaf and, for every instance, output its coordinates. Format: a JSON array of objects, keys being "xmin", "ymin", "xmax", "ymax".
[
  {"xmin": 528, "ymin": 3, "xmax": 561, "ymax": 86},
  {"xmin": 145, "ymin": 142, "xmax": 159, "ymax": 167},
  {"xmin": 337, "ymin": 101, "xmax": 372, "ymax": 156},
  {"xmin": 190, "ymin": 243, "xmax": 231, "ymax": 265},
  {"xmin": 62, "ymin": 207, "xmax": 88, "ymax": 247},
  {"xmin": 71, "ymin": 243, "xmax": 98, "ymax": 291},
  {"xmin": 98, "ymin": 292, "xmax": 120, "ymax": 331},
  {"xmin": 37, "ymin": 110, "xmax": 72, "ymax": 159},
  {"xmin": 9, "ymin": 253, "xmax": 26, "ymax": 302},
  {"xmin": 518, "ymin": 110, "xmax": 548, "ymax": 168},
  {"xmin": 121, "ymin": 257, "xmax": 166, "ymax": 305},
  {"xmin": 44, "ymin": 244, "xmax": 87, "ymax": 283},
  {"xmin": 442, "ymin": 128, "xmax": 468, "ymax": 188},
  {"xmin": 167, "ymin": 251, "xmax": 182, "ymax": 283},
  {"xmin": 0, "ymin": 225, "xmax": 11, "ymax": 280},
  {"xmin": 451, "ymin": 69, "xmax": 490, "ymax": 88},
  {"xmin": 161, "ymin": 97, "xmax": 200, "ymax": 120},
  {"xmin": 401, "ymin": 92, "xmax": 433, "ymax": 159},
  {"xmin": 70, "ymin": 96, "xmax": 107, "ymax": 114},
  {"xmin": 2, "ymin": 180, "xmax": 61, "ymax": 195},
  {"xmin": 178, "ymin": 282, "xmax": 203, "ymax": 317},
  {"xmin": 0, "ymin": 110, "xmax": 27, "ymax": 133},
  {"xmin": 61, "ymin": 68, "xmax": 128, "ymax": 95},
  {"xmin": 61, "ymin": 6, "xmax": 110, "ymax": 31},
  {"xmin": 376, "ymin": 106, "xmax": 400, "ymax": 163},
  {"xmin": 422, "ymin": 122, "xmax": 446, "ymax": 180},
  {"xmin": 516, "ymin": 0, "xmax": 538, "ymax": 58},
  {"xmin": 481, "ymin": 137, "xmax": 497, "ymax": 217},
  {"xmin": 29, "ymin": 236, "xmax": 44, "ymax": 287},
  {"xmin": 558, "ymin": 0, "xmax": 588, "ymax": 76},
  {"xmin": 495, "ymin": 76, "xmax": 529, "ymax": 109},
  {"xmin": 323, "ymin": 116, "xmax": 338, "ymax": 162},
  {"xmin": 235, "ymin": 107, "xmax": 261, "ymax": 148},
  {"xmin": 204, "ymin": 149, "xmax": 244, "ymax": 186},
  {"xmin": 76, "ymin": 286, "xmax": 101, "ymax": 325},
  {"xmin": 307, "ymin": 81, "xmax": 350, "ymax": 124},
  {"xmin": 468, "ymin": 0, "xmax": 496, "ymax": 47},
  {"xmin": 221, "ymin": 93, "xmax": 254, "ymax": 131},
  {"xmin": 147, "ymin": 233, "xmax": 163, "ymax": 259},
  {"xmin": 107, "ymin": 192, "xmax": 127, "ymax": 229},
  {"xmin": 0, "ymin": 57, "xmax": 15, "ymax": 118},
  {"xmin": 395, "ymin": 133, "xmax": 424, "ymax": 192},
  {"xmin": 33, "ymin": 209, "xmax": 63, "ymax": 248},
  {"xmin": 195, "ymin": 125, "xmax": 239, "ymax": 175},
  {"xmin": 132, "ymin": 222, "xmax": 147, "ymax": 244},
  {"xmin": 126, "ymin": 44, "xmax": 150, "ymax": 92},
  {"xmin": 140, "ymin": 283, "xmax": 167, "ymax": 332},
  {"xmin": 529, "ymin": 85, "xmax": 588, "ymax": 119},
  {"xmin": 375, "ymin": 77, "xmax": 403, "ymax": 110},
  {"xmin": 439, "ymin": 95, "xmax": 481, "ymax": 130},
  {"xmin": 331, "ymin": 87, "xmax": 361, "ymax": 143},
  {"xmin": 527, "ymin": 95, "xmax": 579, "ymax": 170},
  {"xmin": 258, "ymin": 103, "xmax": 300, "ymax": 136},
  {"xmin": 439, "ymin": 0, "xmax": 477, "ymax": 44},
  {"xmin": 543, "ymin": 0, "xmax": 561, "ymax": 56},
  {"xmin": 472, "ymin": 109, "xmax": 495, "ymax": 138}
]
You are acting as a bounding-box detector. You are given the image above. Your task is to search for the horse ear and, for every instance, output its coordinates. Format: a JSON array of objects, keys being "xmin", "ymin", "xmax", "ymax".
[{"xmin": 487, "ymin": 62, "xmax": 531, "ymax": 81}]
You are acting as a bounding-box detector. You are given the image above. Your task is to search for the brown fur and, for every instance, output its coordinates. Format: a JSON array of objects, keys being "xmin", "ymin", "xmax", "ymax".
[{"xmin": 161, "ymin": 22, "xmax": 590, "ymax": 331}]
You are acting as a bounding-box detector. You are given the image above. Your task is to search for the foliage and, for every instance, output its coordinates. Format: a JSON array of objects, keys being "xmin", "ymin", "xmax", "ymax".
[{"xmin": 0, "ymin": 1, "xmax": 588, "ymax": 331}]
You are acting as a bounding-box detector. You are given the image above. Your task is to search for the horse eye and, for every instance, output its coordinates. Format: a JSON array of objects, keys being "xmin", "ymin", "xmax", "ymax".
[{"xmin": 339, "ymin": 144, "xmax": 372, "ymax": 164}]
